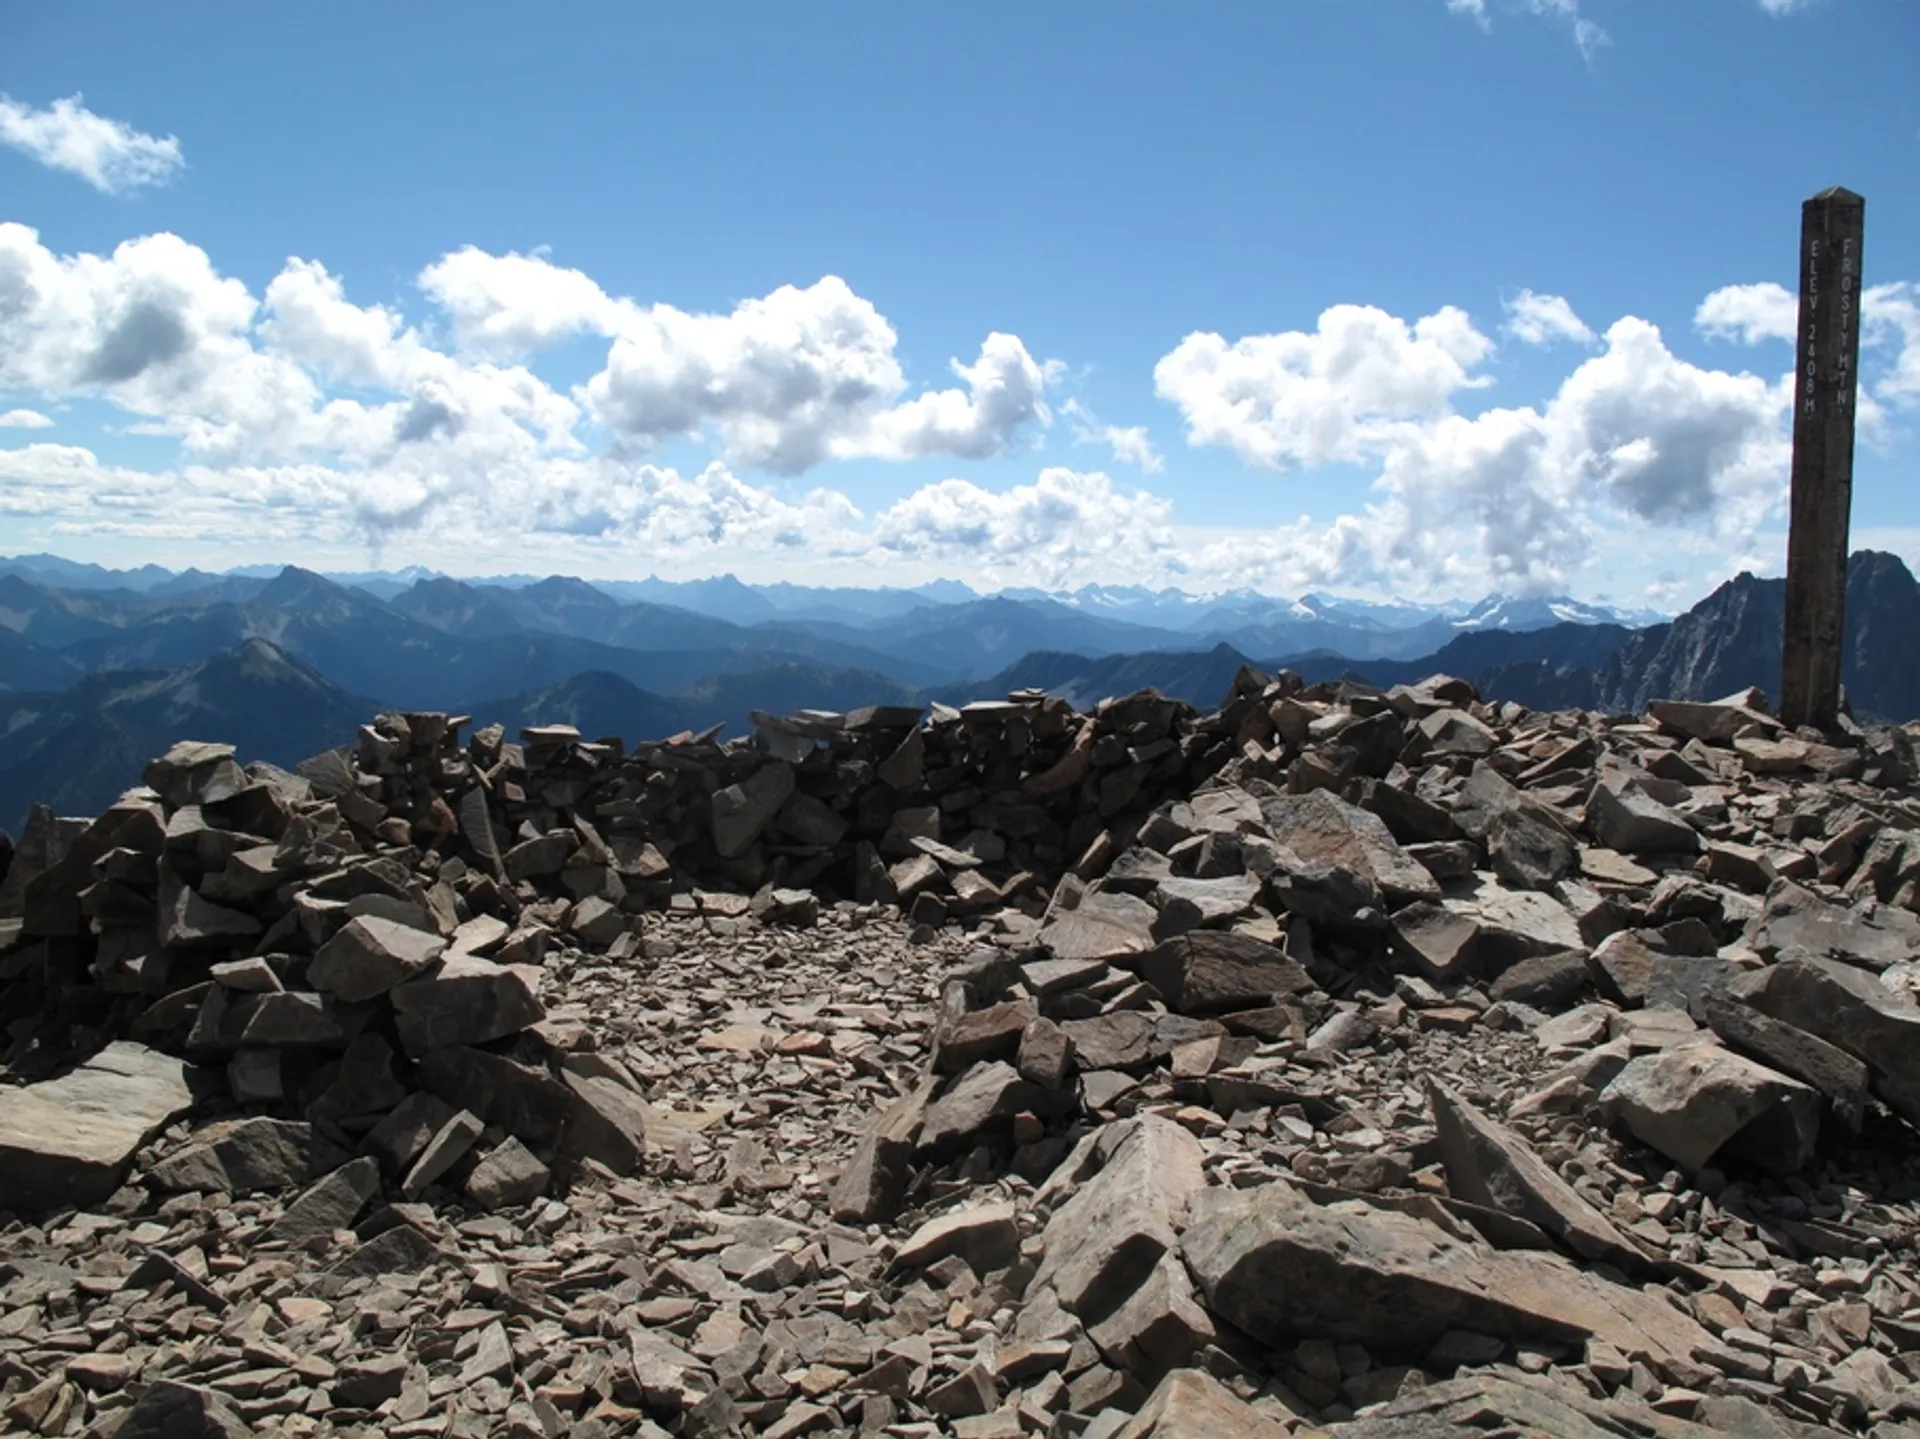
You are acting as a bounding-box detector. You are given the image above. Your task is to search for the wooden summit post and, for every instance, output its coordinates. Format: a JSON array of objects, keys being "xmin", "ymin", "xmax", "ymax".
[{"xmin": 1780, "ymin": 186, "xmax": 1865, "ymax": 732}]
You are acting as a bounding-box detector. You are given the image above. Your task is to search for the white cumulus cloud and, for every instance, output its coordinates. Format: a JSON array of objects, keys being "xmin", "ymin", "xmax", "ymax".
[
  {"xmin": 0, "ymin": 93, "xmax": 184, "ymax": 194},
  {"xmin": 417, "ymin": 246, "xmax": 624, "ymax": 359},
  {"xmin": 0, "ymin": 225, "xmax": 1082, "ymax": 578},
  {"xmin": 1865, "ymin": 282, "xmax": 1920, "ymax": 409},
  {"xmin": 857, "ymin": 331, "xmax": 1060, "ymax": 466},
  {"xmin": 1155, "ymin": 304, "xmax": 1493, "ymax": 471},
  {"xmin": 1545, "ymin": 316, "xmax": 1786, "ymax": 527},
  {"xmin": 1505, "ymin": 289, "xmax": 1594, "ymax": 345},
  {"xmin": 414, "ymin": 249, "xmax": 1062, "ymax": 472},
  {"xmin": 1698, "ymin": 279, "xmax": 1920, "ymax": 412},
  {"xmin": 1158, "ymin": 301, "xmax": 1790, "ymax": 595},
  {"xmin": 4, "ymin": 220, "xmax": 1915, "ymax": 604},
  {"xmin": 1696, "ymin": 282, "xmax": 1798, "ymax": 345},
  {"xmin": 0, "ymin": 223, "xmax": 321, "ymax": 455},
  {"xmin": 412, "ymin": 248, "xmax": 1065, "ymax": 470},
  {"xmin": 0, "ymin": 225, "xmax": 1058, "ymax": 514},
  {"xmin": 871, "ymin": 468, "xmax": 1178, "ymax": 589},
  {"xmin": 582, "ymin": 277, "xmax": 1057, "ymax": 473}
]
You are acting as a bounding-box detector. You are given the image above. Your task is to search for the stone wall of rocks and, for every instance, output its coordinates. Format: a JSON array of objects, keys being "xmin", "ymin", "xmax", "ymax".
[
  {"xmin": 0, "ymin": 672, "xmax": 1306, "ymax": 1085},
  {"xmin": 8, "ymin": 671, "xmax": 1920, "ymax": 1436}
]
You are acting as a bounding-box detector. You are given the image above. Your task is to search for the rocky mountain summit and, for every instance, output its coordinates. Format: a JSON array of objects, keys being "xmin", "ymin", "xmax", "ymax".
[{"xmin": 4, "ymin": 669, "xmax": 1920, "ymax": 1438}]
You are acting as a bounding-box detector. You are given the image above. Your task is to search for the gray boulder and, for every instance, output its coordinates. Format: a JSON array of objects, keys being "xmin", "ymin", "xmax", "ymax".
[
  {"xmin": 389, "ymin": 955, "xmax": 544, "ymax": 1056},
  {"xmin": 1734, "ymin": 950, "xmax": 1920, "ymax": 1125},
  {"xmin": 1110, "ymin": 1367, "xmax": 1291, "ymax": 1439},
  {"xmin": 1599, "ymin": 1045, "xmax": 1820, "ymax": 1174},
  {"xmin": 1038, "ymin": 888, "xmax": 1158, "ymax": 964},
  {"xmin": 309, "ymin": 913, "xmax": 446, "ymax": 1002},
  {"xmin": 1133, "ymin": 930, "xmax": 1313, "ymax": 1015},
  {"xmin": 147, "ymin": 1117, "xmax": 349, "ymax": 1194},
  {"xmin": 1750, "ymin": 879, "xmax": 1920, "ymax": 971},
  {"xmin": 1588, "ymin": 776, "xmax": 1698, "ymax": 855},
  {"xmin": 1260, "ymin": 789, "xmax": 1441, "ymax": 905},
  {"xmin": 711, "ymin": 763, "xmax": 796, "ymax": 858},
  {"xmin": 1181, "ymin": 1182, "xmax": 1713, "ymax": 1368}
]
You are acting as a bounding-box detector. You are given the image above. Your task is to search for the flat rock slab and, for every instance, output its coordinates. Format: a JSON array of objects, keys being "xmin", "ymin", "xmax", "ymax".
[
  {"xmin": 1061, "ymin": 1012, "xmax": 1156, "ymax": 1072},
  {"xmin": 1087, "ymin": 1249, "xmax": 1217, "ymax": 1379},
  {"xmin": 1110, "ymin": 1365, "xmax": 1290, "ymax": 1439},
  {"xmin": 892, "ymin": 1201, "xmax": 1021, "ymax": 1274},
  {"xmin": 1039, "ymin": 890, "xmax": 1158, "ymax": 964},
  {"xmin": 1589, "ymin": 778, "xmax": 1699, "ymax": 856},
  {"xmin": 1443, "ymin": 877, "xmax": 1584, "ymax": 968},
  {"xmin": 830, "ymin": 1077, "xmax": 933, "ymax": 1224},
  {"xmin": 560, "ymin": 1071, "xmax": 648, "ymax": 1175},
  {"xmin": 1702, "ymin": 991, "xmax": 1869, "ymax": 1133},
  {"xmin": 1489, "ymin": 948, "xmax": 1589, "ymax": 1010},
  {"xmin": 0, "ymin": 1041, "xmax": 196, "ymax": 1213},
  {"xmin": 1648, "ymin": 698, "xmax": 1776, "ymax": 744},
  {"xmin": 1428, "ymin": 1079, "xmax": 1647, "ymax": 1270},
  {"xmin": 363, "ymin": 1090, "xmax": 458, "ymax": 1174},
  {"xmin": 934, "ymin": 998, "xmax": 1037, "ymax": 1074},
  {"xmin": 1390, "ymin": 901, "xmax": 1482, "ymax": 982},
  {"xmin": 711, "ymin": 763, "xmax": 795, "ymax": 859},
  {"xmin": 1260, "ymin": 789, "xmax": 1441, "ymax": 905},
  {"xmin": 1153, "ymin": 874, "xmax": 1261, "ymax": 928},
  {"xmin": 390, "ymin": 955, "xmax": 544, "ymax": 1057},
  {"xmin": 147, "ymin": 1116, "xmax": 350, "ymax": 1195},
  {"xmin": 1579, "ymin": 847, "xmax": 1660, "ymax": 887},
  {"xmin": 1488, "ymin": 807, "xmax": 1576, "ymax": 892},
  {"xmin": 160, "ymin": 880, "xmax": 262, "ymax": 948},
  {"xmin": 401, "ymin": 1108, "xmax": 484, "ymax": 1197},
  {"xmin": 1587, "ymin": 930, "xmax": 1663, "ymax": 1006},
  {"xmin": 264, "ymin": 1155, "xmax": 381, "ymax": 1246},
  {"xmin": 1182, "ymin": 1182, "xmax": 1713, "ymax": 1373},
  {"xmin": 325, "ymin": 1221, "xmax": 444, "ymax": 1281},
  {"xmin": 465, "ymin": 1136, "xmax": 551, "ymax": 1209},
  {"xmin": 1335, "ymin": 1370, "xmax": 1725, "ymax": 1439},
  {"xmin": 1034, "ymin": 1115, "xmax": 1205, "ymax": 1321},
  {"xmin": 188, "ymin": 989, "xmax": 351, "ymax": 1050},
  {"xmin": 309, "ymin": 913, "xmax": 446, "ymax": 1002},
  {"xmin": 1751, "ymin": 880, "xmax": 1920, "ymax": 972},
  {"xmin": 918, "ymin": 1061, "xmax": 1045, "ymax": 1154},
  {"xmin": 1131, "ymin": 931, "xmax": 1313, "ymax": 1016}
]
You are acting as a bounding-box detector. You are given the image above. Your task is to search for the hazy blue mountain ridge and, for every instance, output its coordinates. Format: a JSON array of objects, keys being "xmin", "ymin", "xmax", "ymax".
[{"xmin": 4, "ymin": 552, "xmax": 1916, "ymax": 837}]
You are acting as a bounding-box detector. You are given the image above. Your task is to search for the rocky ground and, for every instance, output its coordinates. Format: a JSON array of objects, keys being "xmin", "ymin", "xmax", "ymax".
[{"xmin": 5, "ymin": 674, "xmax": 1920, "ymax": 1437}]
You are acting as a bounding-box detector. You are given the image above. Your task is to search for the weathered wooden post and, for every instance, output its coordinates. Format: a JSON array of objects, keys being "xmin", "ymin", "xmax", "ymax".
[{"xmin": 1780, "ymin": 186, "xmax": 1865, "ymax": 732}]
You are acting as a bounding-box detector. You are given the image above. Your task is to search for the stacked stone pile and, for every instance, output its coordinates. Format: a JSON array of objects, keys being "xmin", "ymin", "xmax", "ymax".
[{"xmin": 5, "ymin": 670, "xmax": 1920, "ymax": 1436}]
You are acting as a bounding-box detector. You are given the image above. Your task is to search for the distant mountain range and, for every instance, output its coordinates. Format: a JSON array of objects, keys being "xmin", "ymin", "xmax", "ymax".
[
  {"xmin": 982, "ymin": 554, "xmax": 1919, "ymax": 728},
  {"xmin": 0, "ymin": 639, "xmax": 373, "ymax": 822},
  {"xmin": 1, "ymin": 549, "xmax": 1915, "ymax": 828},
  {"xmin": 0, "ymin": 552, "xmax": 1666, "ymax": 663}
]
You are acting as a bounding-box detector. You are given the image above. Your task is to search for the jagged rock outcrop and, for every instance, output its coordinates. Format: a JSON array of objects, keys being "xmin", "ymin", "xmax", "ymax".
[{"xmin": 1596, "ymin": 550, "xmax": 1920, "ymax": 724}]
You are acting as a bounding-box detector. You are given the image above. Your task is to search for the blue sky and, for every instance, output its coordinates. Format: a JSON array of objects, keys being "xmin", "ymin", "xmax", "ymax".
[{"xmin": 1, "ymin": 1, "xmax": 1916, "ymax": 607}]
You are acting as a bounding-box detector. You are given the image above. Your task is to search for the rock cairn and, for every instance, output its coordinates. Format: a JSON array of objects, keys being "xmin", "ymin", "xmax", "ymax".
[{"xmin": 4, "ymin": 671, "xmax": 1920, "ymax": 1437}]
